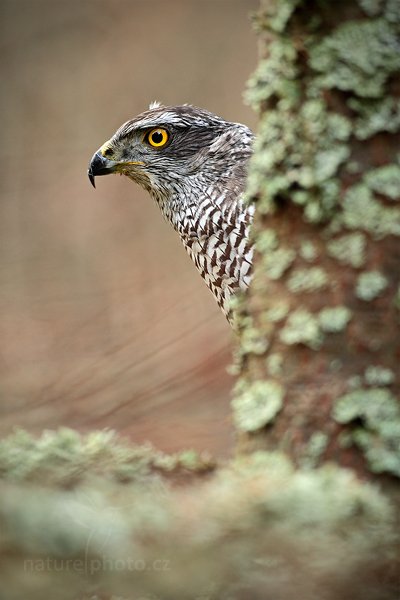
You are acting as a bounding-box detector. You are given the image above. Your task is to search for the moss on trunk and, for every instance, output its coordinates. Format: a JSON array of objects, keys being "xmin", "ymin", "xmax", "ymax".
[
  {"xmin": 0, "ymin": 429, "xmax": 398, "ymax": 600},
  {"xmin": 233, "ymin": 0, "xmax": 400, "ymax": 482}
]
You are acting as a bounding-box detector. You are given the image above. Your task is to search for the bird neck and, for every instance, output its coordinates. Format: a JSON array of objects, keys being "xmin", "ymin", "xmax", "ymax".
[
  {"xmin": 150, "ymin": 171, "xmax": 245, "ymax": 238},
  {"xmin": 148, "ymin": 121, "xmax": 254, "ymax": 234}
]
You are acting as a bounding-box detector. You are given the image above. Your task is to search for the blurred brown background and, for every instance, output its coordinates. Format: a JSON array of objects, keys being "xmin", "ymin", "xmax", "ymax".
[{"xmin": 0, "ymin": 0, "xmax": 258, "ymax": 456}]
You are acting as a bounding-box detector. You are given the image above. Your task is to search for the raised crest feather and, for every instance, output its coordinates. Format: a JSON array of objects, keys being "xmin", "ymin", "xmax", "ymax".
[{"xmin": 149, "ymin": 100, "xmax": 162, "ymax": 109}]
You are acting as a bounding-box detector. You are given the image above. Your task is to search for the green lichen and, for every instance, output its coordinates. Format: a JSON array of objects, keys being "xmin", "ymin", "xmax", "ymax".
[
  {"xmin": 326, "ymin": 232, "xmax": 367, "ymax": 268},
  {"xmin": 364, "ymin": 164, "xmax": 400, "ymax": 200},
  {"xmin": 0, "ymin": 433, "xmax": 396, "ymax": 600},
  {"xmin": 333, "ymin": 388, "xmax": 400, "ymax": 477},
  {"xmin": 280, "ymin": 308, "xmax": 323, "ymax": 349},
  {"xmin": 254, "ymin": 228, "xmax": 278, "ymax": 253},
  {"xmin": 241, "ymin": 325, "xmax": 270, "ymax": 355},
  {"xmin": 262, "ymin": 301, "xmax": 290, "ymax": 323},
  {"xmin": 364, "ymin": 366, "xmax": 395, "ymax": 386},
  {"xmin": 0, "ymin": 428, "xmax": 217, "ymax": 485},
  {"xmin": 245, "ymin": 99, "xmax": 350, "ymax": 220},
  {"xmin": 232, "ymin": 379, "xmax": 284, "ymax": 432},
  {"xmin": 245, "ymin": 0, "xmax": 400, "ymax": 240},
  {"xmin": 303, "ymin": 188, "xmax": 339, "ymax": 223},
  {"xmin": 245, "ymin": 4, "xmax": 383, "ymax": 228},
  {"xmin": 300, "ymin": 432, "xmax": 329, "ymax": 469},
  {"xmin": 265, "ymin": 352, "xmax": 284, "ymax": 377},
  {"xmin": 345, "ymin": 160, "xmax": 363, "ymax": 175},
  {"xmin": 352, "ymin": 425, "xmax": 400, "ymax": 477},
  {"xmin": 358, "ymin": 0, "xmax": 385, "ymax": 16},
  {"xmin": 0, "ymin": 428, "xmax": 142, "ymax": 483},
  {"xmin": 385, "ymin": 0, "xmax": 400, "ymax": 23},
  {"xmin": 358, "ymin": 0, "xmax": 400, "ymax": 19},
  {"xmin": 287, "ymin": 267, "xmax": 328, "ymax": 293},
  {"xmin": 262, "ymin": 246, "xmax": 296, "ymax": 280},
  {"xmin": 245, "ymin": 38, "xmax": 299, "ymax": 111},
  {"xmin": 230, "ymin": 454, "xmax": 394, "ymax": 531},
  {"xmin": 336, "ymin": 385, "xmax": 399, "ymax": 429},
  {"xmin": 175, "ymin": 449, "xmax": 215, "ymax": 472},
  {"xmin": 347, "ymin": 375, "xmax": 363, "ymax": 389},
  {"xmin": 241, "ymin": 4, "xmax": 400, "ymax": 480},
  {"xmin": 348, "ymin": 97, "xmax": 400, "ymax": 139},
  {"xmin": 359, "ymin": 0, "xmax": 400, "ymax": 19},
  {"xmin": 329, "ymin": 359, "xmax": 343, "ymax": 373},
  {"xmin": 232, "ymin": 313, "xmax": 260, "ymax": 356},
  {"xmin": 255, "ymin": 0, "xmax": 302, "ymax": 34},
  {"xmin": 342, "ymin": 183, "xmax": 400, "ymax": 238},
  {"xmin": 309, "ymin": 19, "xmax": 400, "ymax": 98},
  {"xmin": 227, "ymin": 346, "xmax": 242, "ymax": 376},
  {"xmin": 318, "ymin": 306, "xmax": 352, "ymax": 332},
  {"xmin": 299, "ymin": 240, "xmax": 318, "ymax": 262},
  {"xmin": 356, "ymin": 270, "xmax": 389, "ymax": 301}
]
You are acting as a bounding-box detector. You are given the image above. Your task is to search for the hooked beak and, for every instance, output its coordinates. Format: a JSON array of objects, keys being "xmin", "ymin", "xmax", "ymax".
[
  {"xmin": 88, "ymin": 151, "xmax": 145, "ymax": 188},
  {"xmin": 88, "ymin": 151, "xmax": 117, "ymax": 188}
]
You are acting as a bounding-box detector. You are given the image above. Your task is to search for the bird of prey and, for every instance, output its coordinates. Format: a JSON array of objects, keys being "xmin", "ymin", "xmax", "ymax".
[{"xmin": 88, "ymin": 103, "xmax": 255, "ymax": 323}]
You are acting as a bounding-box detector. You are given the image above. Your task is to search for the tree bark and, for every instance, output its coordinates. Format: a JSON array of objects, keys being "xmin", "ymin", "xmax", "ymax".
[{"xmin": 233, "ymin": 0, "xmax": 400, "ymax": 484}]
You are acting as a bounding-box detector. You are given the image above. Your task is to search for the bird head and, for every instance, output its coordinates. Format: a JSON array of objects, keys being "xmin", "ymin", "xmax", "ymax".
[{"xmin": 88, "ymin": 103, "xmax": 253, "ymax": 202}]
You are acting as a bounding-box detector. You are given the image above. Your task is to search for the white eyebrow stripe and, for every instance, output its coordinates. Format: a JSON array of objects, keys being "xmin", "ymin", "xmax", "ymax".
[
  {"xmin": 117, "ymin": 114, "xmax": 182, "ymax": 136},
  {"xmin": 117, "ymin": 112, "xmax": 213, "ymax": 137}
]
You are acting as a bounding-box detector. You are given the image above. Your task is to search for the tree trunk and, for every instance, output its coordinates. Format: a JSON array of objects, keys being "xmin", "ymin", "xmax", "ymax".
[{"xmin": 233, "ymin": 0, "xmax": 400, "ymax": 484}]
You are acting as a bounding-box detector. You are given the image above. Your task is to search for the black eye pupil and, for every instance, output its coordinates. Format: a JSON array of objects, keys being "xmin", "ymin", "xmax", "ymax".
[
  {"xmin": 104, "ymin": 148, "xmax": 113, "ymax": 157},
  {"xmin": 152, "ymin": 131, "xmax": 163, "ymax": 144}
]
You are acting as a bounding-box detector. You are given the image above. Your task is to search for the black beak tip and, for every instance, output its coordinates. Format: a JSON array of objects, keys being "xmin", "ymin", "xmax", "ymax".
[
  {"xmin": 88, "ymin": 169, "xmax": 96, "ymax": 188},
  {"xmin": 88, "ymin": 151, "xmax": 114, "ymax": 188}
]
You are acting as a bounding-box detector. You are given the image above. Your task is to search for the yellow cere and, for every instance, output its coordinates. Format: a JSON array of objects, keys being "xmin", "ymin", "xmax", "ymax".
[{"xmin": 100, "ymin": 141, "xmax": 113, "ymax": 157}]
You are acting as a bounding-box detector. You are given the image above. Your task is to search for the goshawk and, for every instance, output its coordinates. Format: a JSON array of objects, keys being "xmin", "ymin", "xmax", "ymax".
[{"xmin": 88, "ymin": 103, "xmax": 254, "ymax": 322}]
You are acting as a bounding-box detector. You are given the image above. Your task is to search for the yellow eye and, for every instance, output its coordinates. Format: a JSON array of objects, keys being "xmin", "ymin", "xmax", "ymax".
[{"xmin": 146, "ymin": 128, "xmax": 169, "ymax": 148}]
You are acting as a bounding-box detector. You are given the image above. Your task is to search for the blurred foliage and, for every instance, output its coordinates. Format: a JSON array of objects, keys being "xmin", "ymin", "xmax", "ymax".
[{"xmin": 0, "ymin": 429, "xmax": 398, "ymax": 600}]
